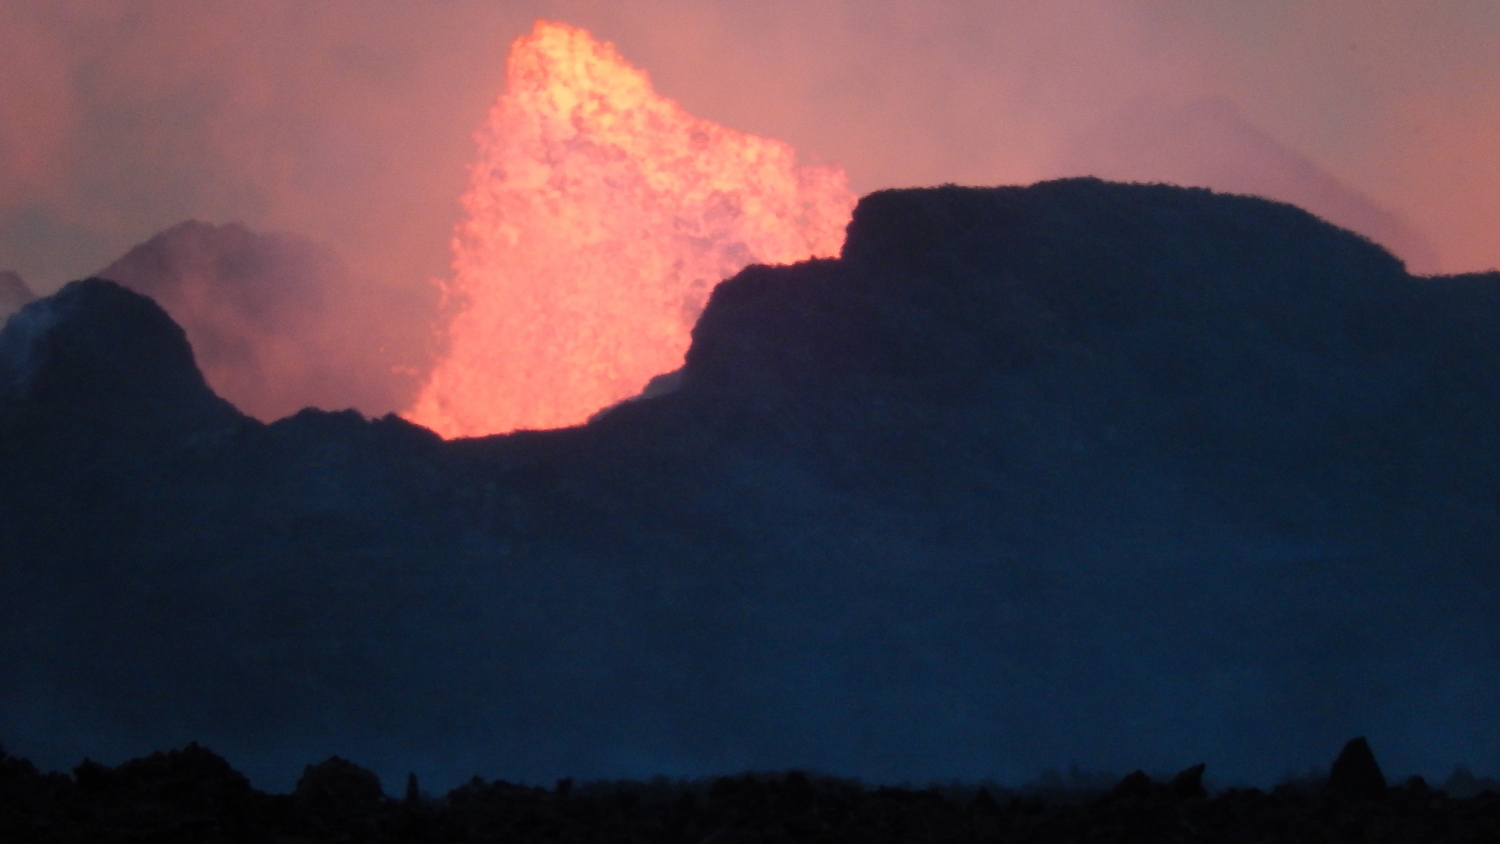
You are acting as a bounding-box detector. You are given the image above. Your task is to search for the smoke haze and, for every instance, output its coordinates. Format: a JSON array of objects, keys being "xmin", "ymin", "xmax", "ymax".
[
  {"xmin": 1, "ymin": 0, "xmax": 1495, "ymax": 304},
  {"xmin": 0, "ymin": 271, "xmax": 35, "ymax": 322},
  {"xmin": 97, "ymin": 221, "xmax": 434, "ymax": 421}
]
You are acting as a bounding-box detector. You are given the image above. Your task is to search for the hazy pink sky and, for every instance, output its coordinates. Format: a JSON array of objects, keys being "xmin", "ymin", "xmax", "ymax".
[{"xmin": 2, "ymin": 0, "xmax": 1496, "ymax": 296}]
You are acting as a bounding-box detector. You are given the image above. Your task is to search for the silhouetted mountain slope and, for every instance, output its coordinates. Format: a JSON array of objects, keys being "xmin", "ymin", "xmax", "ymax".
[
  {"xmin": 0, "ymin": 281, "xmax": 245, "ymax": 590},
  {"xmin": 0, "ymin": 278, "xmax": 238, "ymax": 431},
  {"xmin": 2, "ymin": 179, "xmax": 1498, "ymax": 795}
]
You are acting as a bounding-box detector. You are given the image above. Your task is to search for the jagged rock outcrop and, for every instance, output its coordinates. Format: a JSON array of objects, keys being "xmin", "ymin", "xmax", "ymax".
[{"xmin": 1325, "ymin": 736, "xmax": 1388, "ymax": 805}]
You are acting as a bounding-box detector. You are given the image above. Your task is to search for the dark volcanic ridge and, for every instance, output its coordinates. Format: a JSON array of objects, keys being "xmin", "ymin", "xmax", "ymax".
[
  {"xmin": 3, "ymin": 737, "xmax": 1498, "ymax": 843},
  {"xmin": 2, "ymin": 179, "xmax": 1499, "ymax": 795}
]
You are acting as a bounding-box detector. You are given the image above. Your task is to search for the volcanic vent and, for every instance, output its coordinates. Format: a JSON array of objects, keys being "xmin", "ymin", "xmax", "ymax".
[{"xmin": 408, "ymin": 21, "xmax": 856, "ymax": 438}]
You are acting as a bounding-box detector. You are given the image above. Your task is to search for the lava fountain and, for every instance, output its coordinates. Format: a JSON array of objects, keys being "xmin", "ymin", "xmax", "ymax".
[{"xmin": 407, "ymin": 21, "xmax": 856, "ymax": 437}]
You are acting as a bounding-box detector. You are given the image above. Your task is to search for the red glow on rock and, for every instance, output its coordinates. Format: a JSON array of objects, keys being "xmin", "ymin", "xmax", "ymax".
[{"xmin": 407, "ymin": 21, "xmax": 855, "ymax": 438}]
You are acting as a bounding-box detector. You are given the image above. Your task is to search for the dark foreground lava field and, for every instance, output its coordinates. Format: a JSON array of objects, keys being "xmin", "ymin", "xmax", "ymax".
[
  {"xmin": 2, "ymin": 180, "xmax": 1499, "ymax": 809},
  {"xmin": 2, "ymin": 737, "xmax": 1499, "ymax": 842}
]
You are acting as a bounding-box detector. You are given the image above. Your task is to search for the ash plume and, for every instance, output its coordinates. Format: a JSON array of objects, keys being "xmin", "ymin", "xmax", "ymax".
[{"xmin": 97, "ymin": 221, "xmax": 436, "ymax": 422}]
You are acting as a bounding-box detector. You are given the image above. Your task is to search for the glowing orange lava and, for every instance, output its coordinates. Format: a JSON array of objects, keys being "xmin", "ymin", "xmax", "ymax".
[{"xmin": 407, "ymin": 21, "xmax": 856, "ymax": 437}]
